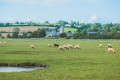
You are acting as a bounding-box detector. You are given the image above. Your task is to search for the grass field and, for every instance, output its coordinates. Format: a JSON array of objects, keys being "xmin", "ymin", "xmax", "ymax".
[
  {"xmin": 64, "ymin": 28, "xmax": 77, "ymax": 32},
  {"xmin": 0, "ymin": 39, "xmax": 120, "ymax": 80}
]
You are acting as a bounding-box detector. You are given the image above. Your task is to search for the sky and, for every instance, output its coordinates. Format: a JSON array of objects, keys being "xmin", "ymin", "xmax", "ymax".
[{"xmin": 0, "ymin": 0, "xmax": 120, "ymax": 23}]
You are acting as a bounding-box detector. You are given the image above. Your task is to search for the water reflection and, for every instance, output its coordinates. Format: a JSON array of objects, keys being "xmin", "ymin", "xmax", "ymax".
[{"xmin": 0, "ymin": 67, "xmax": 41, "ymax": 72}]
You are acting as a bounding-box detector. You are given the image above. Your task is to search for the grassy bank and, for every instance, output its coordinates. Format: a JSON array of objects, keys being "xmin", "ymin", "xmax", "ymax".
[{"xmin": 0, "ymin": 39, "xmax": 120, "ymax": 80}]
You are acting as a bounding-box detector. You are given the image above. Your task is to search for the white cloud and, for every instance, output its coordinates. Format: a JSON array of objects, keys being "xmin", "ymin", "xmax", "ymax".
[
  {"xmin": 87, "ymin": 15, "xmax": 97, "ymax": 23},
  {"xmin": 90, "ymin": 15, "xmax": 97, "ymax": 20},
  {"xmin": 25, "ymin": 17, "xmax": 38, "ymax": 21}
]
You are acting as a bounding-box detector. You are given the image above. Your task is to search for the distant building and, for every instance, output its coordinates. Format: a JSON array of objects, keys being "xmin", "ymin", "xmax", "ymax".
[
  {"xmin": 46, "ymin": 29, "xmax": 60, "ymax": 37},
  {"xmin": 46, "ymin": 26, "xmax": 64, "ymax": 37},
  {"xmin": 46, "ymin": 26, "xmax": 77, "ymax": 37},
  {"xmin": 60, "ymin": 26, "xmax": 64, "ymax": 33}
]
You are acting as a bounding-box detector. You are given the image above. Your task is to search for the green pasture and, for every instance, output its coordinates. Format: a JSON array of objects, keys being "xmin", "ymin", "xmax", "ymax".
[
  {"xmin": 0, "ymin": 39, "xmax": 120, "ymax": 80},
  {"xmin": 64, "ymin": 28, "xmax": 77, "ymax": 32}
]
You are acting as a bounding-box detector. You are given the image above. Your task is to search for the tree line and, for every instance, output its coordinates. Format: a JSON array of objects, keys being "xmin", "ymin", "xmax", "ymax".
[
  {"xmin": 5, "ymin": 28, "xmax": 46, "ymax": 38},
  {"xmin": 73, "ymin": 23, "xmax": 120, "ymax": 39},
  {"xmin": 0, "ymin": 20, "xmax": 120, "ymax": 39}
]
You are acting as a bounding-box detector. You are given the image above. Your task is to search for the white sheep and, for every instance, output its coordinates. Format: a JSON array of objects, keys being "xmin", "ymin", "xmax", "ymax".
[
  {"xmin": 3, "ymin": 41, "xmax": 6, "ymax": 44},
  {"xmin": 108, "ymin": 44, "xmax": 112, "ymax": 48},
  {"xmin": 108, "ymin": 48, "xmax": 115, "ymax": 53},
  {"xmin": 0, "ymin": 41, "xmax": 2, "ymax": 44},
  {"xmin": 67, "ymin": 44, "xmax": 73, "ymax": 49},
  {"xmin": 76, "ymin": 44, "xmax": 79, "ymax": 46},
  {"xmin": 74, "ymin": 45, "xmax": 80, "ymax": 49},
  {"xmin": 99, "ymin": 44, "xmax": 103, "ymax": 48},
  {"xmin": 3, "ymin": 41, "xmax": 7, "ymax": 46},
  {"xmin": 63, "ymin": 45, "xmax": 69, "ymax": 49},
  {"xmin": 48, "ymin": 44, "xmax": 51, "ymax": 47},
  {"xmin": 58, "ymin": 46, "xmax": 64, "ymax": 51},
  {"xmin": 30, "ymin": 45, "xmax": 35, "ymax": 49}
]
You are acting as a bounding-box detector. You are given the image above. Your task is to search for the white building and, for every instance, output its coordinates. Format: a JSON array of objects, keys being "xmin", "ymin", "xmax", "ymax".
[
  {"xmin": 60, "ymin": 26, "xmax": 64, "ymax": 33},
  {"xmin": 46, "ymin": 29, "xmax": 60, "ymax": 37},
  {"xmin": 46, "ymin": 26, "xmax": 64, "ymax": 36}
]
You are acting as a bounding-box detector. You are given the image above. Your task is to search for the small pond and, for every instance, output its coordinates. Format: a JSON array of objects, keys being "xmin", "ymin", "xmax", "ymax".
[{"xmin": 0, "ymin": 67, "xmax": 42, "ymax": 72}]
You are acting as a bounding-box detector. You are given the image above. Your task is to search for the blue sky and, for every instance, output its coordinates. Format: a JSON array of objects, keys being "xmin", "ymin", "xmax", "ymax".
[{"xmin": 0, "ymin": 0, "xmax": 120, "ymax": 23}]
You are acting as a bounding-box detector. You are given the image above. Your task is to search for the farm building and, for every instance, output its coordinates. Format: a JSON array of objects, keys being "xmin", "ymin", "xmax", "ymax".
[
  {"xmin": 46, "ymin": 29, "xmax": 59, "ymax": 36},
  {"xmin": 46, "ymin": 26, "xmax": 64, "ymax": 36}
]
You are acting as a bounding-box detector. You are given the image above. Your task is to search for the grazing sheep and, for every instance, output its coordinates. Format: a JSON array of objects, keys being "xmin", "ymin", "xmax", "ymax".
[
  {"xmin": 48, "ymin": 44, "xmax": 51, "ymax": 47},
  {"xmin": 99, "ymin": 44, "xmax": 103, "ymax": 48},
  {"xmin": 74, "ymin": 45, "xmax": 80, "ymax": 49},
  {"xmin": 108, "ymin": 44, "xmax": 112, "ymax": 48},
  {"xmin": 58, "ymin": 46, "xmax": 64, "ymax": 51},
  {"xmin": 0, "ymin": 41, "xmax": 2, "ymax": 44},
  {"xmin": 3, "ymin": 41, "xmax": 6, "ymax": 45},
  {"xmin": 108, "ymin": 48, "xmax": 115, "ymax": 53},
  {"xmin": 76, "ymin": 44, "xmax": 79, "ymax": 46},
  {"xmin": 63, "ymin": 45, "xmax": 69, "ymax": 49},
  {"xmin": 67, "ymin": 44, "xmax": 73, "ymax": 49},
  {"xmin": 30, "ymin": 45, "xmax": 35, "ymax": 49},
  {"xmin": 3, "ymin": 41, "xmax": 6, "ymax": 44},
  {"xmin": 54, "ymin": 43, "xmax": 59, "ymax": 47}
]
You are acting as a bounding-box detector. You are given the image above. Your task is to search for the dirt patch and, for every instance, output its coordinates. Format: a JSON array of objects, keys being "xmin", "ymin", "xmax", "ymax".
[
  {"xmin": 0, "ymin": 63, "xmax": 49, "ymax": 68},
  {"xmin": 6, "ymin": 51, "xmax": 42, "ymax": 54},
  {"xmin": 14, "ymin": 51, "xmax": 41, "ymax": 52}
]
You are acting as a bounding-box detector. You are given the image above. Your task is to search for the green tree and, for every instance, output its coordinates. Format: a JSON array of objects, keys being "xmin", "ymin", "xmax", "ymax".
[
  {"xmin": 12, "ymin": 32, "xmax": 19, "ymax": 38},
  {"xmin": 4, "ymin": 23, "xmax": 10, "ymax": 26},
  {"xmin": 44, "ymin": 21, "xmax": 49, "ymax": 24},
  {"xmin": 58, "ymin": 33, "xmax": 67, "ymax": 38},
  {"xmin": 82, "ymin": 29, "xmax": 87, "ymax": 35},
  {"xmin": 7, "ymin": 33, "xmax": 11, "ymax": 38},
  {"xmin": 30, "ymin": 31, "xmax": 38, "ymax": 38},
  {"xmin": 12, "ymin": 27, "xmax": 20, "ymax": 38},
  {"xmin": 37, "ymin": 29, "xmax": 46, "ymax": 38},
  {"xmin": 30, "ymin": 21, "xmax": 36, "ymax": 26},
  {"xmin": 13, "ymin": 27, "xmax": 20, "ymax": 32},
  {"xmin": 25, "ymin": 22, "xmax": 30, "ymax": 25},
  {"xmin": 74, "ymin": 32, "xmax": 84, "ymax": 39},
  {"xmin": 22, "ymin": 32, "xmax": 27, "ymax": 38},
  {"xmin": 20, "ymin": 22, "xmax": 24, "ymax": 25},
  {"xmin": 102, "ymin": 24, "xmax": 111, "ymax": 32},
  {"xmin": 0, "ymin": 22, "xmax": 4, "ymax": 27},
  {"xmin": 91, "ymin": 23, "xmax": 101, "ymax": 32},
  {"xmin": 76, "ymin": 21, "xmax": 79, "ymax": 25},
  {"xmin": 30, "ymin": 29, "xmax": 46, "ymax": 38},
  {"xmin": 58, "ymin": 20, "xmax": 68, "ymax": 26},
  {"xmin": 70, "ymin": 20, "xmax": 75, "ymax": 28},
  {"xmin": 15, "ymin": 21, "xmax": 19, "ymax": 24}
]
